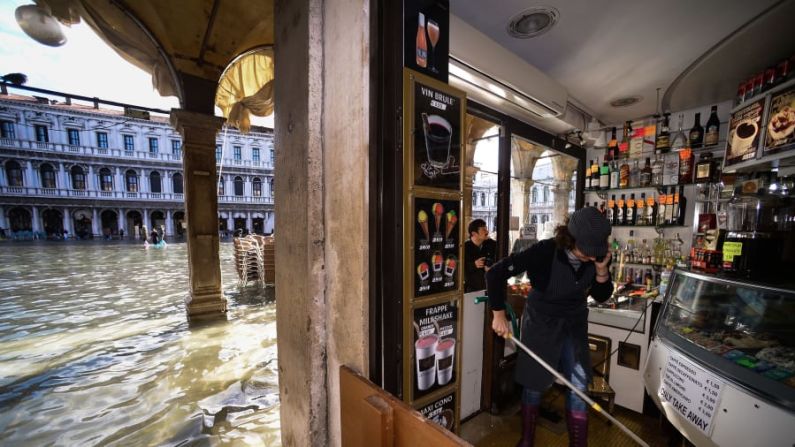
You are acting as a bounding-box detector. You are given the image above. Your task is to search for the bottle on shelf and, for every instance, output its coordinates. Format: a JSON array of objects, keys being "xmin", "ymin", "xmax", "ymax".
[
  {"xmin": 585, "ymin": 160, "xmax": 592, "ymax": 189},
  {"xmin": 651, "ymin": 152, "xmax": 664, "ymax": 186},
  {"xmin": 619, "ymin": 155, "xmax": 630, "ymax": 188},
  {"xmin": 670, "ymin": 113, "xmax": 687, "ymax": 152},
  {"xmin": 689, "ymin": 112, "xmax": 704, "ymax": 149},
  {"xmin": 609, "ymin": 159, "xmax": 620, "ymax": 189},
  {"xmin": 694, "ymin": 152, "xmax": 716, "ymax": 183},
  {"xmin": 676, "ymin": 185, "xmax": 687, "ymax": 226},
  {"xmin": 599, "ymin": 159, "xmax": 610, "ymax": 190},
  {"xmin": 678, "ymin": 148, "xmax": 693, "ymax": 184},
  {"xmin": 619, "ymin": 122, "xmax": 630, "ymax": 159},
  {"xmin": 607, "ymin": 127, "xmax": 618, "ymax": 161},
  {"xmin": 642, "ymin": 239, "xmax": 652, "ymax": 265},
  {"xmin": 664, "ymin": 188, "xmax": 675, "ymax": 225},
  {"xmin": 645, "ymin": 193, "xmax": 657, "ymax": 227},
  {"xmin": 657, "ymin": 188, "xmax": 667, "ymax": 226},
  {"xmin": 663, "ymin": 152, "xmax": 679, "ymax": 186},
  {"xmin": 637, "ymin": 192, "xmax": 646, "ymax": 225},
  {"xmin": 607, "ymin": 194, "xmax": 616, "ymax": 224},
  {"xmin": 627, "ymin": 193, "xmax": 636, "ymax": 226},
  {"xmin": 656, "ymin": 112, "xmax": 671, "ymax": 153},
  {"xmin": 591, "ymin": 158, "xmax": 600, "ymax": 190},
  {"xmin": 416, "ymin": 13, "xmax": 428, "ymax": 68},
  {"xmin": 599, "ymin": 201, "xmax": 606, "ymax": 215},
  {"xmin": 704, "ymin": 105, "xmax": 720, "ymax": 146},
  {"xmin": 628, "ymin": 120, "xmax": 642, "ymax": 159},
  {"xmin": 629, "ymin": 159, "xmax": 640, "ymax": 188},
  {"xmin": 617, "ymin": 194, "xmax": 626, "ymax": 225},
  {"xmin": 625, "ymin": 231, "xmax": 636, "ymax": 263}
]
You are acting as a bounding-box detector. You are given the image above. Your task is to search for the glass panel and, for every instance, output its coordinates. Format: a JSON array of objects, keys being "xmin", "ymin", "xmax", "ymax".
[{"xmin": 96, "ymin": 132, "xmax": 108, "ymax": 148}]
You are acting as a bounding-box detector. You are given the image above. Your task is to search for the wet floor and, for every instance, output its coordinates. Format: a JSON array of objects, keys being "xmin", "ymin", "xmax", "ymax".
[{"xmin": 0, "ymin": 241, "xmax": 280, "ymax": 446}]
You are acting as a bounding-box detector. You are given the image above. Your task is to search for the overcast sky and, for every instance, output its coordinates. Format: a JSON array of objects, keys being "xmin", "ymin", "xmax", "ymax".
[{"xmin": 0, "ymin": 1, "xmax": 273, "ymax": 127}]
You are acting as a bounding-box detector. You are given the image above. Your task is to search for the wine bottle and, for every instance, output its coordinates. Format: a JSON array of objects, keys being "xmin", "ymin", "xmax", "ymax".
[
  {"xmin": 704, "ymin": 105, "xmax": 720, "ymax": 146},
  {"xmin": 627, "ymin": 193, "xmax": 636, "ymax": 226},
  {"xmin": 599, "ymin": 159, "xmax": 610, "ymax": 190},
  {"xmin": 637, "ymin": 193, "xmax": 646, "ymax": 225},
  {"xmin": 585, "ymin": 160, "xmax": 592, "ymax": 189},
  {"xmin": 610, "ymin": 159, "xmax": 620, "ymax": 189},
  {"xmin": 617, "ymin": 194, "xmax": 626, "ymax": 225},
  {"xmin": 646, "ymin": 193, "xmax": 657, "ymax": 227},
  {"xmin": 689, "ymin": 112, "xmax": 704, "ymax": 149},
  {"xmin": 607, "ymin": 194, "xmax": 616, "ymax": 224},
  {"xmin": 640, "ymin": 157, "xmax": 652, "ymax": 187},
  {"xmin": 676, "ymin": 185, "xmax": 687, "ymax": 226},
  {"xmin": 657, "ymin": 189, "xmax": 667, "ymax": 226},
  {"xmin": 591, "ymin": 158, "xmax": 600, "ymax": 190},
  {"xmin": 416, "ymin": 13, "xmax": 428, "ymax": 68},
  {"xmin": 664, "ymin": 188, "xmax": 675, "ymax": 224},
  {"xmin": 656, "ymin": 112, "xmax": 671, "ymax": 152},
  {"xmin": 607, "ymin": 127, "xmax": 618, "ymax": 161}
]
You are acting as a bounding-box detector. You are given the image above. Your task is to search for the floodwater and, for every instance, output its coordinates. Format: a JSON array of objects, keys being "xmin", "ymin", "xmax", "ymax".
[{"xmin": 0, "ymin": 241, "xmax": 280, "ymax": 446}]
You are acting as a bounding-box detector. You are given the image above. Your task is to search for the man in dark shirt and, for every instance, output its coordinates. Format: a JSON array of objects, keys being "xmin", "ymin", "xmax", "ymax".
[{"xmin": 464, "ymin": 218, "xmax": 497, "ymax": 292}]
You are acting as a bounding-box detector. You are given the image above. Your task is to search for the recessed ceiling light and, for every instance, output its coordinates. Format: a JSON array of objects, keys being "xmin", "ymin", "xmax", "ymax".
[
  {"xmin": 610, "ymin": 96, "xmax": 642, "ymax": 108},
  {"xmin": 507, "ymin": 7, "xmax": 559, "ymax": 39}
]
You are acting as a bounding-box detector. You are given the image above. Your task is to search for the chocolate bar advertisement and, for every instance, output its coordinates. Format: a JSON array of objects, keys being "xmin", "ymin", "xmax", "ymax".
[{"xmin": 414, "ymin": 197, "xmax": 460, "ymax": 298}]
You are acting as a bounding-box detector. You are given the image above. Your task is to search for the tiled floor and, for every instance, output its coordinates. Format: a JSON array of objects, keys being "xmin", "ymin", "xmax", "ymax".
[{"xmin": 460, "ymin": 388, "xmax": 690, "ymax": 447}]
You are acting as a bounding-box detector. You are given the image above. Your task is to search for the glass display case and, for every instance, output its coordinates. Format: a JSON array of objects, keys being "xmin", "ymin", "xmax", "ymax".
[{"xmin": 655, "ymin": 269, "xmax": 795, "ymax": 410}]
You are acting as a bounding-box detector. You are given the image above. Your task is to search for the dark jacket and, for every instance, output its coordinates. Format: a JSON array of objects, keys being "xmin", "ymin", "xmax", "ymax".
[
  {"xmin": 464, "ymin": 238, "xmax": 497, "ymax": 292},
  {"xmin": 485, "ymin": 238, "xmax": 613, "ymax": 391}
]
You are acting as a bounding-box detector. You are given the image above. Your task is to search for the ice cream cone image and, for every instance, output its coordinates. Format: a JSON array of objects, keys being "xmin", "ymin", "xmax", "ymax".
[
  {"xmin": 444, "ymin": 210, "xmax": 457, "ymax": 240},
  {"xmin": 444, "ymin": 255, "xmax": 457, "ymax": 277},
  {"xmin": 417, "ymin": 210, "xmax": 430, "ymax": 241},
  {"xmin": 432, "ymin": 203, "xmax": 444, "ymax": 238}
]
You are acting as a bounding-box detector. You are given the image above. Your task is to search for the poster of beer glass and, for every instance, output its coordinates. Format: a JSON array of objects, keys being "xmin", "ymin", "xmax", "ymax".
[
  {"xmin": 417, "ymin": 392, "xmax": 457, "ymax": 432},
  {"xmin": 764, "ymin": 86, "xmax": 795, "ymax": 156},
  {"xmin": 725, "ymin": 98, "xmax": 765, "ymax": 166},
  {"xmin": 410, "ymin": 74, "xmax": 463, "ymax": 190},
  {"xmin": 412, "ymin": 301, "xmax": 458, "ymax": 400},
  {"xmin": 414, "ymin": 197, "xmax": 460, "ymax": 298},
  {"xmin": 404, "ymin": 0, "xmax": 449, "ymax": 83}
]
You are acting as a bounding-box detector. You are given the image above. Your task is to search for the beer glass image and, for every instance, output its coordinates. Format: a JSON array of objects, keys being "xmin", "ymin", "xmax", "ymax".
[
  {"xmin": 415, "ymin": 333, "xmax": 439, "ymax": 390},
  {"xmin": 436, "ymin": 337, "xmax": 456, "ymax": 386},
  {"xmin": 422, "ymin": 113, "xmax": 453, "ymax": 170}
]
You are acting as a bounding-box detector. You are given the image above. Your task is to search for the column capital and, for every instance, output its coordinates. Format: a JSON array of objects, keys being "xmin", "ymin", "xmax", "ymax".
[{"xmin": 170, "ymin": 109, "xmax": 226, "ymax": 141}]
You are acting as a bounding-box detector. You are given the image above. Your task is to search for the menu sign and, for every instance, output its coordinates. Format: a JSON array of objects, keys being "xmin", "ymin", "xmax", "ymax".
[
  {"xmin": 413, "ymin": 301, "xmax": 458, "ymax": 400},
  {"xmin": 763, "ymin": 86, "xmax": 795, "ymax": 156},
  {"xmin": 725, "ymin": 98, "xmax": 765, "ymax": 166},
  {"xmin": 414, "ymin": 197, "xmax": 460, "ymax": 297},
  {"xmin": 412, "ymin": 79, "xmax": 462, "ymax": 190},
  {"xmin": 658, "ymin": 352, "xmax": 724, "ymax": 437},
  {"xmin": 417, "ymin": 392, "xmax": 456, "ymax": 432},
  {"xmin": 404, "ymin": 0, "xmax": 449, "ymax": 83}
]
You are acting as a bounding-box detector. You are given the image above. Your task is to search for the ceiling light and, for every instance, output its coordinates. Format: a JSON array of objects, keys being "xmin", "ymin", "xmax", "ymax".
[
  {"xmin": 610, "ymin": 96, "xmax": 642, "ymax": 108},
  {"xmin": 507, "ymin": 7, "xmax": 559, "ymax": 39}
]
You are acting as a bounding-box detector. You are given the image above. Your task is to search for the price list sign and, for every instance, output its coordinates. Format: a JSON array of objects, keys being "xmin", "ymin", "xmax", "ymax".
[{"xmin": 659, "ymin": 352, "xmax": 724, "ymax": 437}]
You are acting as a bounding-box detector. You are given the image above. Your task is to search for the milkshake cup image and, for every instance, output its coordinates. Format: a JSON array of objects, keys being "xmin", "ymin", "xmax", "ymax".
[
  {"xmin": 417, "ymin": 262, "xmax": 430, "ymax": 283},
  {"xmin": 432, "ymin": 203, "xmax": 444, "ymax": 239},
  {"xmin": 435, "ymin": 337, "xmax": 456, "ymax": 386},
  {"xmin": 417, "ymin": 210, "xmax": 430, "ymax": 242},
  {"xmin": 415, "ymin": 333, "xmax": 439, "ymax": 390},
  {"xmin": 432, "ymin": 251, "xmax": 443, "ymax": 281},
  {"xmin": 444, "ymin": 210, "xmax": 457, "ymax": 240},
  {"xmin": 444, "ymin": 255, "xmax": 457, "ymax": 278}
]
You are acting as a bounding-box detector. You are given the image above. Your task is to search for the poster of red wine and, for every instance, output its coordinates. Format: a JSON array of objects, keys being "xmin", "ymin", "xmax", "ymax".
[
  {"xmin": 725, "ymin": 98, "xmax": 765, "ymax": 166},
  {"xmin": 412, "ymin": 301, "xmax": 458, "ymax": 401},
  {"xmin": 763, "ymin": 86, "xmax": 795, "ymax": 156},
  {"xmin": 411, "ymin": 76, "xmax": 462, "ymax": 190},
  {"xmin": 414, "ymin": 197, "xmax": 460, "ymax": 298},
  {"xmin": 417, "ymin": 392, "xmax": 456, "ymax": 432}
]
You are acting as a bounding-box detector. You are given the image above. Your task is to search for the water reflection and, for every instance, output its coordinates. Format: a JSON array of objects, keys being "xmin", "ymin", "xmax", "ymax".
[{"xmin": 0, "ymin": 241, "xmax": 280, "ymax": 446}]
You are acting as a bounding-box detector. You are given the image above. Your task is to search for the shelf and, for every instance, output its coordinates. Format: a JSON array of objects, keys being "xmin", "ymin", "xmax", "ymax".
[
  {"xmin": 585, "ymin": 184, "xmax": 694, "ymax": 194},
  {"xmin": 730, "ymin": 77, "xmax": 795, "ymax": 115},
  {"xmin": 614, "ymin": 261, "xmax": 666, "ymax": 268},
  {"xmin": 722, "ymin": 149, "xmax": 795, "ymax": 174},
  {"xmin": 612, "ymin": 225, "xmax": 686, "ymax": 228}
]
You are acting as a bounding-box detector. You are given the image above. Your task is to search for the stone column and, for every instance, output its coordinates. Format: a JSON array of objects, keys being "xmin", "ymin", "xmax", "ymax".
[
  {"xmin": 463, "ymin": 165, "xmax": 479, "ymax": 228},
  {"xmin": 116, "ymin": 167, "xmax": 124, "ymax": 193},
  {"xmin": 522, "ymin": 179, "xmax": 535, "ymax": 227},
  {"xmin": 59, "ymin": 163, "xmax": 68, "ymax": 190},
  {"xmin": 246, "ymin": 211, "xmax": 252, "ymax": 233},
  {"xmin": 143, "ymin": 209, "xmax": 150, "ymax": 232},
  {"xmin": 31, "ymin": 205, "xmax": 40, "ymax": 233},
  {"xmin": 92, "ymin": 208, "xmax": 100, "ymax": 236},
  {"xmin": 551, "ymin": 155, "xmax": 578, "ymax": 226},
  {"xmin": 165, "ymin": 209, "xmax": 174, "ymax": 237},
  {"xmin": 62, "ymin": 207, "xmax": 72, "ymax": 237},
  {"xmin": 25, "ymin": 161, "xmax": 36, "ymax": 189},
  {"xmin": 118, "ymin": 208, "xmax": 125, "ymax": 236},
  {"xmin": 171, "ymin": 109, "xmax": 226, "ymax": 316},
  {"xmin": 87, "ymin": 165, "xmax": 96, "ymax": 191},
  {"xmin": 0, "ymin": 205, "xmax": 6, "ymax": 230},
  {"xmin": 140, "ymin": 169, "xmax": 148, "ymax": 194}
]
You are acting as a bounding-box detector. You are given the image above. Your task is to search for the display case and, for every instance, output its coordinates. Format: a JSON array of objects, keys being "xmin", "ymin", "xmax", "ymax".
[{"xmin": 645, "ymin": 269, "xmax": 795, "ymax": 446}]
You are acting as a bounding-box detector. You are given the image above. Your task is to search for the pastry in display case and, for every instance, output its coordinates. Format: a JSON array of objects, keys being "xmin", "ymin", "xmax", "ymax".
[{"xmin": 644, "ymin": 269, "xmax": 795, "ymax": 446}]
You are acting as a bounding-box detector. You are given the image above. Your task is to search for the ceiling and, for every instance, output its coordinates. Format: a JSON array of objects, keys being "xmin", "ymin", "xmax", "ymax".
[{"xmin": 452, "ymin": 0, "xmax": 789, "ymax": 124}]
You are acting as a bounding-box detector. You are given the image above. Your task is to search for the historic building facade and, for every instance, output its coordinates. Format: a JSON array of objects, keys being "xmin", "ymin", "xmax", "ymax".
[{"xmin": 0, "ymin": 92, "xmax": 274, "ymax": 240}]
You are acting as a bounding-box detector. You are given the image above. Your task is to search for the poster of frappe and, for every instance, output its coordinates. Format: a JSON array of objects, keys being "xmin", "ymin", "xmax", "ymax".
[
  {"xmin": 764, "ymin": 86, "xmax": 795, "ymax": 156},
  {"xmin": 417, "ymin": 392, "xmax": 456, "ymax": 432},
  {"xmin": 725, "ymin": 98, "xmax": 765, "ymax": 166},
  {"xmin": 414, "ymin": 197, "xmax": 459, "ymax": 298},
  {"xmin": 413, "ymin": 79, "xmax": 462, "ymax": 190},
  {"xmin": 413, "ymin": 301, "xmax": 458, "ymax": 400},
  {"xmin": 404, "ymin": 0, "xmax": 449, "ymax": 83}
]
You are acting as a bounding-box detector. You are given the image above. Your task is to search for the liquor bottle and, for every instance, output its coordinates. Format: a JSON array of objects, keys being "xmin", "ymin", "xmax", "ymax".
[
  {"xmin": 607, "ymin": 194, "xmax": 616, "ymax": 224},
  {"xmin": 678, "ymin": 148, "xmax": 693, "ymax": 184},
  {"xmin": 628, "ymin": 120, "xmax": 643, "ymax": 159},
  {"xmin": 640, "ymin": 157, "xmax": 652, "ymax": 187},
  {"xmin": 637, "ymin": 193, "xmax": 646, "ymax": 225},
  {"xmin": 676, "ymin": 185, "xmax": 687, "ymax": 226},
  {"xmin": 695, "ymin": 152, "xmax": 716, "ymax": 183},
  {"xmin": 651, "ymin": 152, "xmax": 664, "ymax": 186},
  {"xmin": 672, "ymin": 188, "xmax": 680, "ymax": 224},
  {"xmin": 626, "ymin": 231, "xmax": 636, "ymax": 263},
  {"xmin": 663, "ymin": 152, "xmax": 679, "ymax": 186},
  {"xmin": 416, "ymin": 13, "xmax": 428, "ymax": 68},
  {"xmin": 646, "ymin": 193, "xmax": 657, "ymax": 228},
  {"xmin": 585, "ymin": 202, "xmax": 590, "ymax": 208},
  {"xmin": 656, "ymin": 113, "xmax": 671, "ymax": 152},
  {"xmin": 664, "ymin": 188, "xmax": 675, "ymax": 225},
  {"xmin": 599, "ymin": 201, "xmax": 606, "ymax": 215},
  {"xmin": 599, "ymin": 159, "xmax": 610, "ymax": 190},
  {"xmin": 704, "ymin": 105, "xmax": 720, "ymax": 146},
  {"xmin": 629, "ymin": 159, "xmax": 640, "ymax": 188},
  {"xmin": 657, "ymin": 189, "xmax": 667, "ymax": 226},
  {"xmin": 591, "ymin": 158, "xmax": 600, "ymax": 189},
  {"xmin": 619, "ymin": 156, "xmax": 630, "ymax": 188},
  {"xmin": 670, "ymin": 114, "xmax": 687, "ymax": 152},
  {"xmin": 688, "ymin": 112, "xmax": 704, "ymax": 149},
  {"xmin": 607, "ymin": 127, "xmax": 618, "ymax": 161},
  {"xmin": 626, "ymin": 193, "xmax": 636, "ymax": 225},
  {"xmin": 585, "ymin": 161, "xmax": 592, "ymax": 189},
  {"xmin": 617, "ymin": 194, "xmax": 626, "ymax": 225},
  {"xmin": 610, "ymin": 160, "xmax": 620, "ymax": 189},
  {"xmin": 619, "ymin": 122, "xmax": 630, "ymax": 159}
]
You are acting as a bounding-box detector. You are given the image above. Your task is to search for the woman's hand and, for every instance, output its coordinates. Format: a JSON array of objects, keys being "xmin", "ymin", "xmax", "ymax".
[{"xmin": 491, "ymin": 310, "xmax": 511, "ymax": 338}]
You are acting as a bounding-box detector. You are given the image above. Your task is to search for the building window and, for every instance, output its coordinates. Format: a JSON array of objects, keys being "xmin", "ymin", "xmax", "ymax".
[
  {"xmin": 269, "ymin": 178, "xmax": 274, "ymax": 197},
  {"xmin": 234, "ymin": 176, "xmax": 244, "ymax": 196},
  {"xmin": 150, "ymin": 171, "xmax": 161, "ymax": 193},
  {"xmin": 215, "ymin": 145, "xmax": 222, "ymax": 162},
  {"xmin": 34, "ymin": 125, "xmax": 49, "ymax": 142},
  {"xmin": 252, "ymin": 147, "xmax": 260, "ymax": 162},
  {"xmin": 532, "ymin": 187, "xmax": 538, "ymax": 203},
  {"xmin": 270, "ymin": 148, "xmax": 274, "ymax": 164},
  {"xmin": 0, "ymin": 121, "xmax": 15, "ymax": 139},
  {"xmin": 493, "ymin": 192, "xmax": 498, "ymax": 206},
  {"xmin": 96, "ymin": 132, "xmax": 108, "ymax": 148},
  {"xmin": 67, "ymin": 129, "xmax": 80, "ymax": 146},
  {"xmin": 480, "ymin": 192, "xmax": 485, "ymax": 206},
  {"xmin": 218, "ymin": 176, "xmax": 225, "ymax": 196},
  {"xmin": 99, "ymin": 168, "xmax": 113, "ymax": 191},
  {"xmin": 531, "ymin": 215, "xmax": 538, "ymax": 224},
  {"xmin": 172, "ymin": 173, "xmax": 183, "ymax": 194},
  {"xmin": 253, "ymin": 177, "xmax": 262, "ymax": 196},
  {"xmin": 6, "ymin": 161, "xmax": 23, "ymax": 186},
  {"xmin": 126, "ymin": 170, "xmax": 138, "ymax": 192},
  {"xmin": 541, "ymin": 215, "xmax": 549, "ymax": 224},
  {"xmin": 543, "ymin": 186, "xmax": 549, "ymax": 203},
  {"xmin": 148, "ymin": 137, "xmax": 159, "ymax": 154},
  {"xmin": 233, "ymin": 146, "xmax": 242, "ymax": 161},
  {"xmin": 171, "ymin": 140, "xmax": 181, "ymax": 157},
  {"xmin": 123, "ymin": 135, "xmax": 134, "ymax": 151},
  {"xmin": 71, "ymin": 166, "xmax": 86, "ymax": 190},
  {"xmin": 40, "ymin": 164, "xmax": 56, "ymax": 188}
]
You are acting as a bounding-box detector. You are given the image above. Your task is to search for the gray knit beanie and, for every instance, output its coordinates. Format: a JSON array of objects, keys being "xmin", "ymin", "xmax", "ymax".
[{"xmin": 567, "ymin": 207, "xmax": 611, "ymax": 258}]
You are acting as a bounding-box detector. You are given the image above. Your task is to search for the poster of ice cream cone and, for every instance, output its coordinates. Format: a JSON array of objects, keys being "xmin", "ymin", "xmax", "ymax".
[
  {"xmin": 412, "ymin": 301, "xmax": 458, "ymax": 400},
  {"xmin": 417, "ymin": 392, "xmax": 457, "ymax": 433},
  {"xmin": 414, "ymin": 196, "xmax": 460, "ymax": 297}
]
